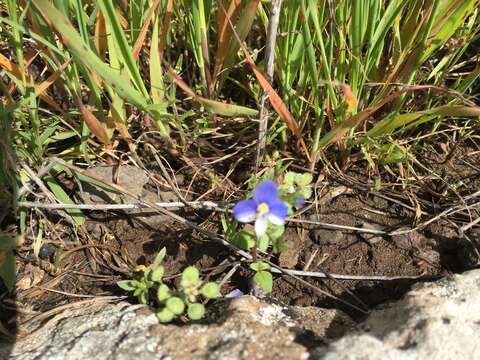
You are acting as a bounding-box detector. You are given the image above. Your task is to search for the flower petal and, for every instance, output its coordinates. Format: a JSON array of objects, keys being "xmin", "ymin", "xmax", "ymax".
[
  {"xmin": 267, "ymin": 200, "xmax": 288, "ymax": 225},
  {"xmin": 253, "ymin": 180, "xmax": 278, "ymax": 204},
  {"xmin": 225, "ymin": 289, "xmax": 243, "ymax": 298},
  {"xmin": 232, "ymin": 199, "xmax": 257, "ymax": 222},
  {"xmin": 295, "ymin": 198, "xmax": 305, "ymax": 206},
  {"xmin": 254, "ymin": 216, "xmax": 268, "ymax": 237}
]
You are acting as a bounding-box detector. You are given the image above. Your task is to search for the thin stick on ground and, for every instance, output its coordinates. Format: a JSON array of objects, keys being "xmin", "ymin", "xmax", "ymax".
[
  {"xmin": 18, "ymin": 159, "xmax": 59, "ymax": 196},
  {"xmin": 18, "ymin": 200, "xmax": 227, "ymax": 211}
]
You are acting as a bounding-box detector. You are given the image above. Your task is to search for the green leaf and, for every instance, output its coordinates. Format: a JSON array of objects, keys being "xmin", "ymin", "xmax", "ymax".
[
  {"xmin": 284, "ymin": 172, "xmax": 296, "ymax": 185},
  {"xmin": 138, "ymin": 290, "xmax": 148, "ymax": 304},
  {"xmin": 149, "ymin": 266, "xmax": 164, "ymax": 283},
  {"xmin": 133, "ymin": 287, "xmax": 143, "ymax": 296},
  {"xmin": 249, "ymin": 261, "xmax": 270, "ymax": 272},
  {"xmin": 257, "ymin": 234, "xmax": 270, "ymax": 252},
  {"xmin": 152, "ymin": 247, "xmax": 167, "ymax": 268},
  {"xmin": 157, "ymin": 284, "xmax": 171, "ymax": 302},
  {"xmin": 253, "ymin": 270, "xmax": 273, "ymax": 293},
  {"xmin": 187, "ymin": 303, "xmax": 205, "ymax": 320},
  {"xmin": 96, "ymin": 0, "xmax": 149, "ymax": 98},
  {"xmin": 231, "ymin": 230, "xmax": 256, "ymax": 250},
  {"xmin": 166, "ymin": 297, "xmax": 185, "ymax": 315},
  {"xmin": 298, "ymin": 187, "xmax": 312, "ymax": 200},
  {"xmin": 298, "ymin": 173, "xmax": 313, "ymax": 186},
  {"xmin": 200, "ymin": 282, "xmax": 220, "ymax": 299},
  {"xmin": 268, "ymin": 225, "xmax": 285, "ymax": 241},
  {"xmin": 45, "ymin": 176, "xmax": 85, "ymax": 225},
  {"xmin": 31, "ymin": 0, "xmax": 148, "ymax": 108},
  {"xmin": 149, "ymin": 16, "xmax": 166, "ymax": 105},
  {"xmin": 362, "ymin": 105, "xmax": 480, "ymax": 141},
  {"xmin": 181, "ymin": 266, "xmax": 200, "ymax": 288},
  {"xmin": 0, "ymin": 250, "xmax": 15, "ymax": 291},
  {"xmin": 33, "ymin": 225, "xmax": 43, "ymax": 257},
  {"xmin": 117, "ymin": 280, "xmax": 138, "ymax": 292},
  {"xmin": 156, "ymin": 308, "xmax": 175, "ymax": 323},
  {"xmin": 198, "ymin": 97, "xmax": 258, "ymax": 117},
  {"xmin": 0, "ymin": 233, "xmax": 17, "ymax": 251},
  {"xmin": 380, "ymin": 143, "xmax": 410, "ymax": 164}
]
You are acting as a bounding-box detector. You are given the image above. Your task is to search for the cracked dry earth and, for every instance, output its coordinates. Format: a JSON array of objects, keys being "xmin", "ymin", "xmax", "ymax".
[{"xmin": 2, "ymin": 269, "xmax": 480, "ymax": 360}]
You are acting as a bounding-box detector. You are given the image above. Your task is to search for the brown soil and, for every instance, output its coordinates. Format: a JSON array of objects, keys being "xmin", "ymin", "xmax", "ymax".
[{"xmin": 6, "ymin": 137, "xmax": 480, "ymax": 335}]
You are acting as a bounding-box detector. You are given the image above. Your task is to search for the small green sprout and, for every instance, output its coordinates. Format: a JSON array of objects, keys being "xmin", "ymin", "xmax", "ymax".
[
  {"xmin": 250, "ymin": 262, "xmax": 272, "ymax": 293},
  {"xmin": 279, "ymin": 172, "xmax": 313, "ymax": 209},
  {"xmin": 117, "ymin": 247, "xmax": 220, "ymax": 323}
]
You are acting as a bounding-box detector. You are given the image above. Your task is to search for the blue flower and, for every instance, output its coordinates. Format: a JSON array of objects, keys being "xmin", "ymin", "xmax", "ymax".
[
  {"xmin": 232, "ymin": 180, "xmax": 288, "ymax": 237},
  {"xmin": 295, "ymin": 197, "xmax": 305, "ymax": 206}
]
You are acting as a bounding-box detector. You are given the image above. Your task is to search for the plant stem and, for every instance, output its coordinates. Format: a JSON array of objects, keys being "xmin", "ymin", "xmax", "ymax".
[{"xmin": 256, "ymin": 0, "xmax": 282, "ymax": 171}]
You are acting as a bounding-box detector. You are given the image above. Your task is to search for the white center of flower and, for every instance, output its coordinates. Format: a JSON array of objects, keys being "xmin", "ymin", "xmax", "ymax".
[{"xmin": 257, "ymin": 202, "xmax": 269, "ymax": 215}]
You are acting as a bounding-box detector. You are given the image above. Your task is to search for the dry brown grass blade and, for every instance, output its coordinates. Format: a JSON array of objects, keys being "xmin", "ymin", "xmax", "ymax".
[
  {"xmin": 158, "ymin": 0, "xmax": 173, "ymax": 60},
  {"xmin": 77, "ymin": 96, "xmax": 111, "ymax": 145},
  {"xmin": 219, "ymin": 2, "xmax": 310, "ymax": 159},
  {"xmin": 24, "ymin": 48, "xmax": 40, "ymax": 67},
  {"xmin": 212, "ymin": 0, "xmax": 242, "ymax": 87},
  {"xmin": 240, "ymin": 44, "xmax": 310, "ymax": 159},
  {"xmin": 341, "ymin": 84, "xmax": 358, "ymax": 113},
  {"xmin": 34, "ymin": 58, "xmax": 72, "ymax": 96},
  {"xmin": 132, "ymin": 0, "xmax": 161, "ymax": 60},
  {"xmin": 166, "ymin": 66, "xmax": 196, "ymax": 97},
  {"xmin": 0, "ymin": 52, "xmax": 64, "ymax": 112},
  {"xmin": 94, "ymin": 11, "xmax": 108, "ymax": 61},
  {"xmin": 318, "ymin": 84, "xmax": 476, "ymax": 149},
  {"xmin": 38, "ymin": 93, "xmax": 64, "ymax": 113},
  {"xmin": 0, "ymin": 52, "xmax": 23, "ymax": 79}
]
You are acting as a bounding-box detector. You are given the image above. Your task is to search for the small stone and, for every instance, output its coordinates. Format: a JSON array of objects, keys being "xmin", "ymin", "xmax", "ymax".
[
  {"xmin": 312, "ymin": 229, "xmax": 345, "ymax": 245},
  {"xmin": 392, "ymin": 229, "xmax": 430, "ymax": 249},
  {"xmin": 82, "ymin": 165, "xmax": 149, "ymax": 204},
  {"xmin": 417, "ymin": 249, "xmax": 440, "ymax": 265},
  {"xmin": 38, "ymin": 243, "xmax": 57, "ymax": 260},
  {"xmin": 358, "ymin": 223, "xmax": 384, "ymax": 244},
  {"xmin": 391, "ymin": 228, "xmax": 412, "ymax": 249},
  {"xmin": 131, "ymin": 190, "xmax": 178, "ymax": 227}
]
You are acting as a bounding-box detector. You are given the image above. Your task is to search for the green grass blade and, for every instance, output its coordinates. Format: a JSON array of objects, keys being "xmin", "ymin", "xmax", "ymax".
[
  {"xmin": 96, "ymin": 0, "xmax": 149, "ymax": 98},
  {"xmin": 32, "ymin": 0, "xmax": 148, "ymax": 109},
  {"xmin": 45, "ymin": 175, "xmax": 85, "ymax": 225}
]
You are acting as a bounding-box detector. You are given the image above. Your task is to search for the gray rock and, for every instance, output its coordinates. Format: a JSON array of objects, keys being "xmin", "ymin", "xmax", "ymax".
[
  {"xmin": 80, "ymin": 165, "xmax": 180, "ymax": 228},
  {"xmin": 130, "ymin": 189, "xmax": 178, "ymax": 227},
  {"xmin": 311, "ymin": 269, "xmax": 480, "ymax": 359},
  {"xmin": 81, "ymin": 165, "xmax": 149, "ymax": 204},
  {"xmin": 3, "ymin": 297, "xmax": 351, "ymax": 360},
  {"xmin": 4, "ymin": 271, "xmax": 480, "ymax": 359}
]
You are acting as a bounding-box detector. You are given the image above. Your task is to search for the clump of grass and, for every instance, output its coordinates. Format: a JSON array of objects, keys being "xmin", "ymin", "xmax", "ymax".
[
  {"xmin": 2, "ymin": 1, "xmax": 479, "ymax": 163},
  {"xmin": 271, "ymin": 0, "xmax": 480, "ymax": 159}
]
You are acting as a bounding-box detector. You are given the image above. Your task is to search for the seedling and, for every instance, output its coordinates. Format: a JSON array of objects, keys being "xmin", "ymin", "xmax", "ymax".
[
  {"xmin": 118, "ymin": 247, "xmax": 220, "ymax": 322},
  {"xmin": 250, "ymin": 262, "xmax": 272, "ymax": 293}
]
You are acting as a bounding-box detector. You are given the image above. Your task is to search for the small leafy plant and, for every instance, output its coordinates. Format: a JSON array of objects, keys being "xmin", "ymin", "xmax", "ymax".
[
  {"xmin": 226, "ymin": 172, "xmax": 313, "ymax": 293},
  {"xmin": 118, "ymin": 247, "xmax": 220, "ymax": 323},
  {"xmin": 249, "ymin": 262, "xmax": 272, "ymax": 293}
]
